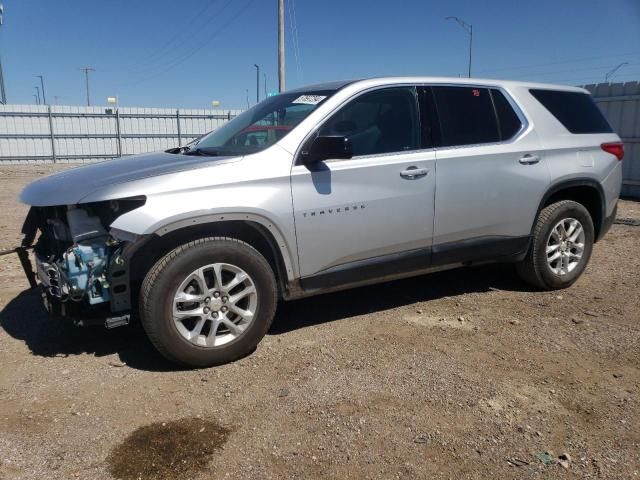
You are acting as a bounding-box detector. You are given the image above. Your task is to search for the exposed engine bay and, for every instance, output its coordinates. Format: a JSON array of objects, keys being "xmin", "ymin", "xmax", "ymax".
[{"xmin": 21, "ymin": 197, "xmax": 145, "ymax": 327}]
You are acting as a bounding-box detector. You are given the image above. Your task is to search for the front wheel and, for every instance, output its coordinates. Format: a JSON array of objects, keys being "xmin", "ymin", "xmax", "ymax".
[
  {"xmin": 516, "ymin": 200, "xmax": 594, "ymax": 290},
  {"xmin": 140, "ymin": 237, "xmax": 277, "ymax": 368}
]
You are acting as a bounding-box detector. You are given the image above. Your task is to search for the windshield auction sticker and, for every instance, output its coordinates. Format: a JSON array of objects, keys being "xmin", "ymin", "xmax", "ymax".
[{"xmin": 292, "ymin": 95, "xmax": 327, "ymax": 105}]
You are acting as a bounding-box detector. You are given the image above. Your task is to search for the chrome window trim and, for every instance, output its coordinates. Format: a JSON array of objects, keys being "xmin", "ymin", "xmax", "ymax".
[{"xmin": 322, "ymin": 146, "xmax": 438, "ymax": 165}]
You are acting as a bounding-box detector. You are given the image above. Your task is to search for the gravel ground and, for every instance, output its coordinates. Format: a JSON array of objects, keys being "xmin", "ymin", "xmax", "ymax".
[{"xmin": 0, "ymin": 165, "xmax": 638, "ymax": 480}]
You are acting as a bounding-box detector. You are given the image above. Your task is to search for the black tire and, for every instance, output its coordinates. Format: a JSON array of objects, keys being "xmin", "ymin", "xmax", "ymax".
[
  {"xmin": 140, "ymin": 237, "xmax": 277, "ymax": 368},
  {"xmin": 516, "ymin": 200, "xmax": 594, "ymax": 290}
]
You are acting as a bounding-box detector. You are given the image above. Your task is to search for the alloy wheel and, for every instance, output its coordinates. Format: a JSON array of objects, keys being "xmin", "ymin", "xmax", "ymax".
[
  {"xmin": 172, "ymin": 263, "xmax": 258, "ymax": 347},
  {"xmin": 546, "ymin": 217, "xmax": 586, "ymax": 276}
]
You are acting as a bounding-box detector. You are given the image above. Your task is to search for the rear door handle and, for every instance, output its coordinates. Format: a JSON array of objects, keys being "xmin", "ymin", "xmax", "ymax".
[
  {"xmin": 519, "ymin": 154, "xmax": 541, "ymax": 165},
  {"xmin": 400, "ymin": 166, "xmax": 429, "ymax": 179}
]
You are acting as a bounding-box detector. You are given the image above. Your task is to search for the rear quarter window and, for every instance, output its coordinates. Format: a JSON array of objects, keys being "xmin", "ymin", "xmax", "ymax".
[{"xmin": 529, "ymin": 89, "xmax": 613, "ymax": 134}]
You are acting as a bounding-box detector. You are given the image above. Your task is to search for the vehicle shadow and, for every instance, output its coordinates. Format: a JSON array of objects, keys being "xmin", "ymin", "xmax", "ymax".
[
  {"xmin": 0, "ymin": 263, "xmax": 532, "ymax": 371},
  {"xmin": 0, "ymin": 289, "xmax": 177, "ymax": 372},
  {"xmin": 270, "ymin": 263, "xmax": 531, "ymax": 334}
]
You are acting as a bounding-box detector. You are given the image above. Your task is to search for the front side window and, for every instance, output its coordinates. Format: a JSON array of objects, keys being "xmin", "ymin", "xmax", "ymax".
[
  {"xmin": 433, "ymin": 86, "xmax": 500, "ymax": 147},
  {"xmin": 318, "ymin": 87, "xmax": 421, "ymax": 157},
  {"xmin": 185, "ymin": 90, "xmax": 334, "ymax": 156}
]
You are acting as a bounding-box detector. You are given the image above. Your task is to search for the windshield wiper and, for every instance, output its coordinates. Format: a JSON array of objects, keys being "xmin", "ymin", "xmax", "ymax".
[
  {"xmin": 165, "ymin": 145, "xmax": 191, "ymax": 154},
  {"xmin": 183, "ymin": 147, "xmax": 221, "ymax": 157}
]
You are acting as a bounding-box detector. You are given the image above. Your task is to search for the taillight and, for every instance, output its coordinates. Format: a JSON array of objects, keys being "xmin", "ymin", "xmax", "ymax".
[{"xmin": 601, "ymin": 142, "xmax": 624, "ymax": 161}]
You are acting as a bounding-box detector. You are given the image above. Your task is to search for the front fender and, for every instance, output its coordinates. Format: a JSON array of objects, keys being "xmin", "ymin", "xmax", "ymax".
[{"xmin": 110, "ymin": 195, "xmax": 299, "ymax": 280}]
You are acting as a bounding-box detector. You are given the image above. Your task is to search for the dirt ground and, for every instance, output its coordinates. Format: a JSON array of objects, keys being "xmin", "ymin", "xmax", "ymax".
[{"xmin": 0, "ymin": 165, "xmax": 638, "ymax": 480}]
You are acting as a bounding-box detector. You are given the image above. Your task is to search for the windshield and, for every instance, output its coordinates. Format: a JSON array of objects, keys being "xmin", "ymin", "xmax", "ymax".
[{"xmin": 187, "ymin": 90, "xmax": 334, "ymax": 156}]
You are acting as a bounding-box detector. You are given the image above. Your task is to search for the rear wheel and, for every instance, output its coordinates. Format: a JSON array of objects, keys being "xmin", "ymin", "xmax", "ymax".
[
  {"xmin": 516, "ymin": 200, "xmax": 594, "ymax": 290},
  {"xmin": 140, "ymin": 237, "xmax": 277, "ymax": 368}
]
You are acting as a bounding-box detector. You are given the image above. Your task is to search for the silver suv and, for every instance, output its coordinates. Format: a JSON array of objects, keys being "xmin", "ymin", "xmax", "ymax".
[{"xmin": 19, "ymin": 77, "xmax": 623, "ymax": 367}]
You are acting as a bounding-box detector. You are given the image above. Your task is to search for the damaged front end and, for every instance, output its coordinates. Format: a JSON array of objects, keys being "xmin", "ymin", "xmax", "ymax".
[{"xmin": 21, "ymin": 197, "xmax": 146, "ymax": 328}]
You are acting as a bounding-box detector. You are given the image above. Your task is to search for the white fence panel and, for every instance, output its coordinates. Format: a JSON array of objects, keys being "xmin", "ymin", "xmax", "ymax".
[
  {"xmin": 0, "ymin": 104, "xmax": 240, "ymax": 164},
  {"xmin": 585, "ymin": 81, "xmax": 640, "ymax": 199}
]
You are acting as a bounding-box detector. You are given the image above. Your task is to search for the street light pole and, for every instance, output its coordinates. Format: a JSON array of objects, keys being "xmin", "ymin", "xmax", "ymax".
[
  {"xmin": 81, "ymin": 66, "xmax": 95, "ymax": 106},
  {"xmin": 445, "ymin": 16, "xmax": 473, "ymax": 78},
  {"xmin": 35, "ymin": 75, "xmax": 46, "ymax": 104},
  {"xmin": 34, "ymin": 86, "xmax": 40, "ymax": 105},
  {"xmin": 254, "ymin": 64, "xmax": 260, "ymax": 103},
  {"xmin": 605, "ymin": 62, "xmax": 629, "ymax": 83},
  {"xmin": 278, "ymin": 0, "xmax": 285, "ymax": 92}
]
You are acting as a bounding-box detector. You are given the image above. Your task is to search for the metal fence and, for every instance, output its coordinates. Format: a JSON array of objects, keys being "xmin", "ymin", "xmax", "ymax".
[
  {"xmin": 584, "ymin": 81, "xmax": 640, "ymax": 198},
  {"xmin": 0, "ymin": 104, "xmax": 241, "ymax": 163}
]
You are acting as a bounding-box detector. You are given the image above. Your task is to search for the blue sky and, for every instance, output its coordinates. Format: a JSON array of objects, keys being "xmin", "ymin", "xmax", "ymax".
[{"xmin": 1, "ymin": 0, "xmax": 639, "ymax": 109}]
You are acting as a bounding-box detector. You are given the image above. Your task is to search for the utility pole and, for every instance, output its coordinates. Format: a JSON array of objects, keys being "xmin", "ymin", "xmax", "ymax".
[
  {"xmin": 34, "ymin": 86, "xmax": 40, "ymax": 105},
  {"xmin": 445, "ymin": 16, "xmax": 473, "ymax": 78},
  {"xmin": 81, "ymin": 66, "xmax": 95, "ymax": 106},
  {"xmin": 254, "ymin": 64, "xmax": 260, "ymax": 103},
  {"xmin": 35, "ymin": 75, "xmax": 46, "ymax": 104},
  {"xmin": 278, "ymin": 0, "xmax": 285, "ymax": 92},
  {"xmin": 0, "ymin": 3, "xmax": 7, "ymax": 104}
]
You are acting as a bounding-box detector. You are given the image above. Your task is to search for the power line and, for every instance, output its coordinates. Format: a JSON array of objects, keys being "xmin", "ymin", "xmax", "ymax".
[
  {"xmin": 123, "ymin": 0, "xmax": 256, "ymax": 88},
  {"xmin": 122, "ymin": 0, "xmax": 236, "ymax": 75},
  {"xmin": 476, "ymin": 51, "xmax": 640, "ymax": 75},
  {"xmin": 126, "ymin": 0, "xmax": 239, "ymax": 78},
  {"xmin": 503, "ymin": 62, "xmax": 640, "ymax": 80},
  {"xmin": 115, "ymin": 0, "xmax": 223, "ymax": 72},
  {"xmin": 526, "ymin": 71, "xmax": 640, "ymax": 86},
  {"xmin": 578, "ymin": 72, "xmax": 640, "ymax": 85}
]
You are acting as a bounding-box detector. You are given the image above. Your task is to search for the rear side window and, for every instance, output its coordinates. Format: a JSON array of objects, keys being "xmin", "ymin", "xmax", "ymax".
[
  {"xmin": 490, "ymin": 89, "xmax": 523, "ymax": 140},
  {"xmin": 433, "ymin": 86, "xmax": 500, "ymax": 146},
  {"xmin": 529, "ymin": 89, "xmax": 613, "ymax": 134}
]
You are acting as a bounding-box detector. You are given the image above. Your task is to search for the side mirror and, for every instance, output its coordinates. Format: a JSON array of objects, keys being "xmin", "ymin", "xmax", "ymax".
[{"xmin": 300, "ymin": 135, "xmax": 352, "ymax": 165}]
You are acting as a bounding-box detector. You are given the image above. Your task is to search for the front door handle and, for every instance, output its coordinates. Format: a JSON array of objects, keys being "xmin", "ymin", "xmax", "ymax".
[
  {"xmin": 519, "ymin": 154, "xmax": 541, "ymax": 165},
  {"xmin": 400, "ymin": 166, "xmax": 429, "ymax": 179}
]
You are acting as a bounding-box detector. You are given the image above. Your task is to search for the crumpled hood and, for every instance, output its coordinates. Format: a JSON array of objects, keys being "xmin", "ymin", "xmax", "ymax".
[{"xmin": 19, "ymin": 151, "xmax": 237, "ymax": 206}]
